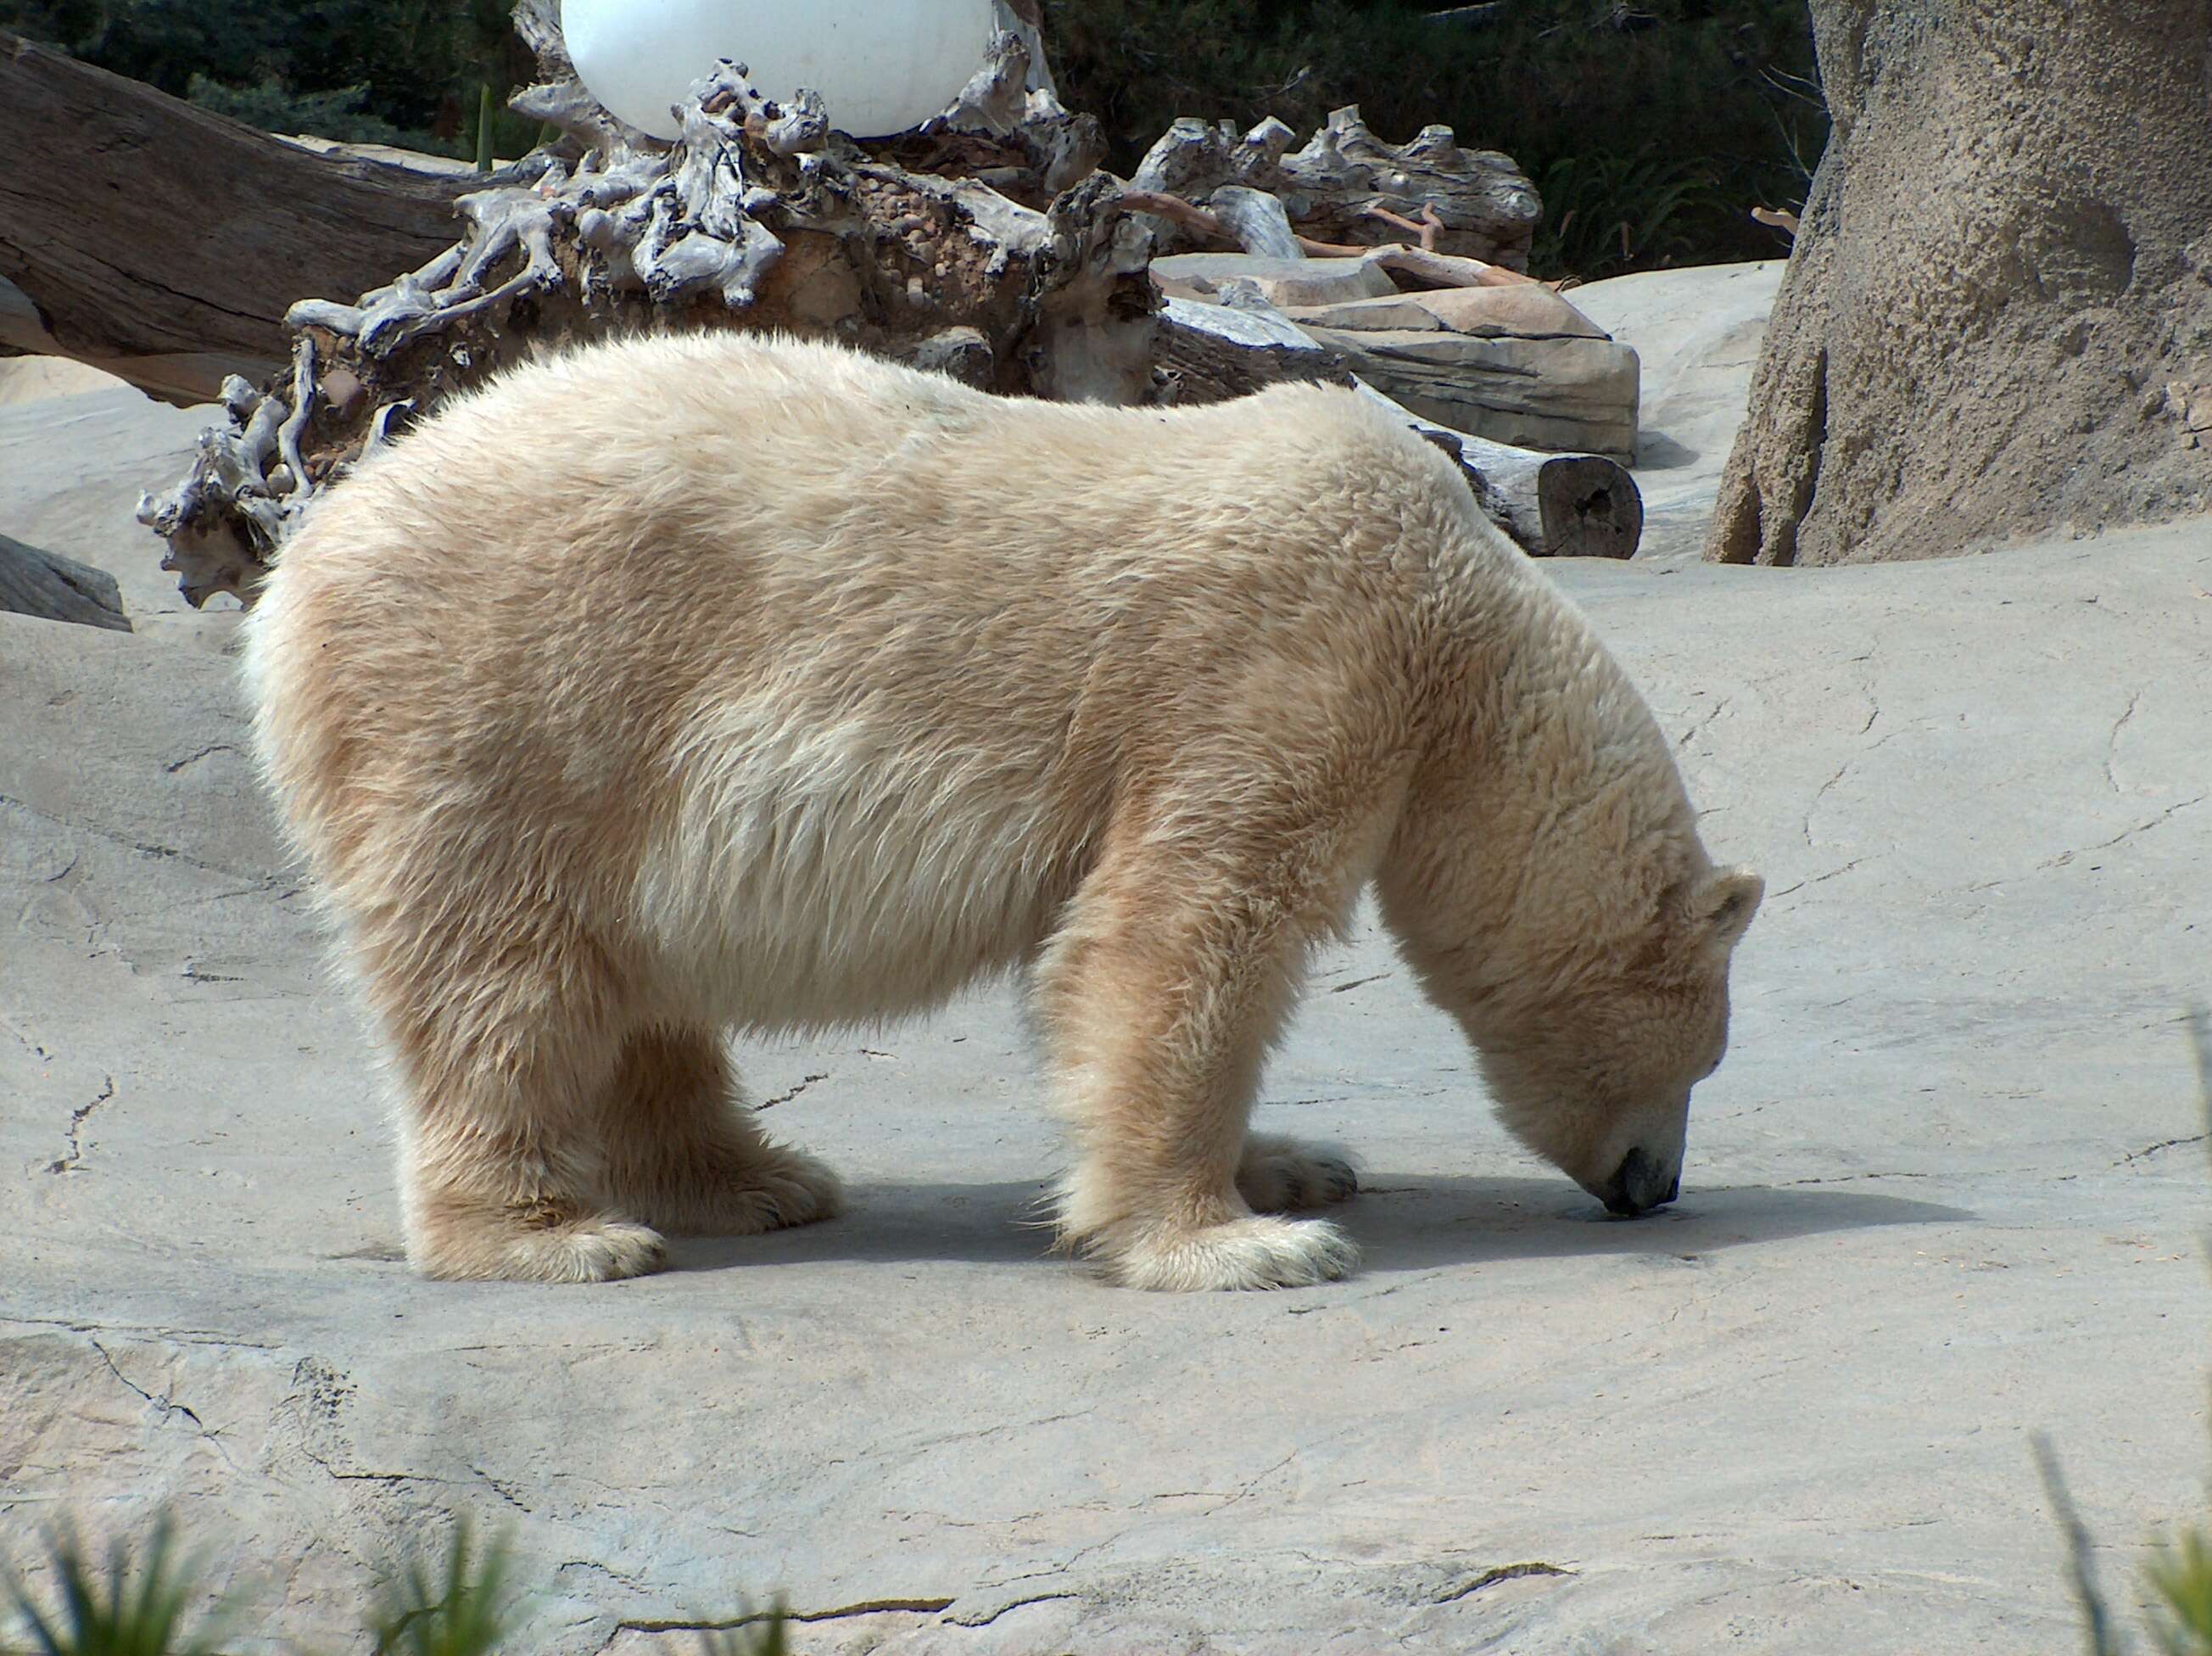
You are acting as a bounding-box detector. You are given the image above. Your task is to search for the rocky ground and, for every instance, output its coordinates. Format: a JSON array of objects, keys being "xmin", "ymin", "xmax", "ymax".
[{"xmin": 3, "ymin": 266, "xmax": 2208, "ymax": 1653}]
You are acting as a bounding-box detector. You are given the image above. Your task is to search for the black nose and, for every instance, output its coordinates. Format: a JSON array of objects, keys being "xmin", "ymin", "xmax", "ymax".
[{"xmin": 1601, "ymin": 1148, "xmax": 1681, "ymax": 1217}]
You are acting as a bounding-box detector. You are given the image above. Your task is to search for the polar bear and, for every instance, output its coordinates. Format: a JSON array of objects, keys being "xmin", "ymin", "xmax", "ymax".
[{"xmin": 243, "ymin": 332, "xmax": 1761, "ymax": 1291}]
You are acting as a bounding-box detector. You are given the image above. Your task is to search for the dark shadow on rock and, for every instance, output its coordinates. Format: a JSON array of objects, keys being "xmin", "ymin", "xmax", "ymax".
[
  {"xmin": 1344, "ymin": 1175, "xmax": 1971, "ymax": 1273},
  {"xmin": 665, "ymin": 1173, "xmax": 1969, "ymax": 1276},
  {"xmin": 668, "ymin": 1180, "xmax": 1059, "ymax": 1273},
  {"xmin": 1630, "ymin": 430, "xmax": 1700, "ymax": 471}
]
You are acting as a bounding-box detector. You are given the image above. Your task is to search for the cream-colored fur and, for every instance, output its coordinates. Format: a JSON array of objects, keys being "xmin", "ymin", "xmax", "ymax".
[{"xmin": 243, "ymin": 332, "xmax": 1761, "ymax": 1291}]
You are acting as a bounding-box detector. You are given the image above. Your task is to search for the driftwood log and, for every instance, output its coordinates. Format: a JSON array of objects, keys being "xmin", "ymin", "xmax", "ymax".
[
  {"xmin": 1354, "ymin": 383, "xmax": 1643, "ymax": 560},
  {"xmin": 0, "ymin": 533, "xmax": 131, "ymax": 631},
  {"xmin": 0, "ymin": 31, "xmax": 492, "ymax": 406},
  {"xmin": 1161, "ymin": 297, "xmax": 1640, "ymax": 559},
  {"xmin": 1131, "ymin": 107, "xmax": 1541, "ymax": 267},
  {"xmin": 135, "ymin": 7, "xmax": 1157, "ymax": 607}
]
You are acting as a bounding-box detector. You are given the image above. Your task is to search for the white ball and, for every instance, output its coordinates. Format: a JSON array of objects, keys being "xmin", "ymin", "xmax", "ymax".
[{"xmin": 561, "ymin": 0, "xmax": 1000, "ymax": 142}]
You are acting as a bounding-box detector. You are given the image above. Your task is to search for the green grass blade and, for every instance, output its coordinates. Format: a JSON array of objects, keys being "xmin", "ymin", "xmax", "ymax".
[
  {"xmin": 474, "ymin": 84, "xmax": 495, "ymax": 173},
  {"xmin": 2036, "ymin": 1435, "xmax": 2127, "ymax": 1656},
  {"xmin": 2147, "ymin": 1528, "xmax": 2212, "ymax": 1654}
]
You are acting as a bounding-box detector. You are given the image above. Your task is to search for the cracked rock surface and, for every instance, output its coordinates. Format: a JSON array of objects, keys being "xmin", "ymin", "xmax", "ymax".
[{"xmin": 3, "ymin": 277, "xmax": 2210, "ymax": 1652}]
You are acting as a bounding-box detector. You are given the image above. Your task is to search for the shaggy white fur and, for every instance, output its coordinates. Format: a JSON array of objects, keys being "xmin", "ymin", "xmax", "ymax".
[{"xmin": 244, "ymin": 332, "xmax": 1760, "ymax": 1290}]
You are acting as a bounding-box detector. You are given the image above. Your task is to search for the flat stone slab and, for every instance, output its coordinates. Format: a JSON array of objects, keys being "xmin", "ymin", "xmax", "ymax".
[
  {"xmin": 1299, "ymin": 322, "xmax": 1639, "ymax": 459},
  {"xmin": 5, "ymin": 493, "xmax": 2209, "ymax": 1649},
  {"xmin": 1281, "ymin": 283, "xmax": 1607, "ymax": 339}
]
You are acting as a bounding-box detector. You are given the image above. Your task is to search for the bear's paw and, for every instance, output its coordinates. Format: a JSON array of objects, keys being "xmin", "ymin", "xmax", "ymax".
[
  {"xmin": 1100, "ymin": 1213, "xmax": 1358, "ymax": 1292},
  {"xmin": 411, "ymin": 1211, "xmax": 670, "ymax": 1284},
  {"xmin": 1236, "ymin": 1133, "xmax": 1360, "ymax": 1213},
  {"xmin": 655, "ymin": 1144, "xmax": 846, "ymax": 1237}
]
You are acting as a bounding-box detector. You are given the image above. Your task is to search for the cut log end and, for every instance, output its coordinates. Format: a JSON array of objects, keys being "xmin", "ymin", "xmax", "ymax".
[
  {"xmin": 1528, "ymin": 453, "xmax": 1644, "ymax": 560},
  {"xmin": 1350, "ymin": 378, "xmax": 1641, "ymax": 559}
]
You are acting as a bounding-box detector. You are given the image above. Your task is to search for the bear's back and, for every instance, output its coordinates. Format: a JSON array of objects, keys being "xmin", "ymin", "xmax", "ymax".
[{"xmin": 243, "ymin": 333, "xmax": 1517, "ymax": 1024}]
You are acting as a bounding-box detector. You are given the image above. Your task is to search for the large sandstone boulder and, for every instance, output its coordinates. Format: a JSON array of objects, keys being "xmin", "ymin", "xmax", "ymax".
[
  {"xmin": 1290, "ymin": 281, "xmax": 1636, "ymax": 460},
  {"xmin": 1708, "ymin": 0, "xmax": 2212, "ymax": 564}
]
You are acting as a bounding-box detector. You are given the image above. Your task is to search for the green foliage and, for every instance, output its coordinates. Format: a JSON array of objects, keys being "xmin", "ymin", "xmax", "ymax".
[
  {"xmin": 2042, "ymin": 1418, "xmax": 2212, "ymax": 1656},
  {"xmin": 2041, "ymin": 1007, "xmax": 2212, "ymax": 1656},
  {"xmin": 0, "ymin": 0, "xmax": 537, "ymax": 159},
  {"xmin": 3, "ymin": 1515, "xmax": 796, "ymax": 1656},
  {"xmin": 182, "ymin": 72, "xmax": 414, "ymax": 148},
  {"xmin": 1530, "ymin": 144, "xmax": 1736, "ymax": 282},
  {"xmin": 366, "ymin": 1524, "xmax": 517, "ymax": 1656},
  {"xmin": 1, "ymin": 1516, "xmax": 233, "ymax": 1656},
  {"xmin": 473, "ymin": 83, "xmax": 496, "ymax": 172},
  {"xmin": 2147, "ymin": 1529, "xmax": 2212, "ymax": 1656},
  {"xmin": 1044, "ymin": 0, "xmax": 1823, "ymax": 276}
]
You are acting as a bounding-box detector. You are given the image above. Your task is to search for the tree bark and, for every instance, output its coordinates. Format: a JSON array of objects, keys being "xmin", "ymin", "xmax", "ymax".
[
  {"xmin": 0, "ymin": 31, "xmax": 487, "ymax": 407},
  {"xmin": 1708, "ymin": 0, "xmax": 2212, "ymax": 566}
]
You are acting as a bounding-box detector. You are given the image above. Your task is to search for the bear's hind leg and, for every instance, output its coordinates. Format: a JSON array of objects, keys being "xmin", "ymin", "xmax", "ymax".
[
  {"xmin": 376, "ymin": 916, "xmax": 663, "ymax": 1284},
  {"xmin": 1036, "ymin": 838, "xmax": 1362, "ymax": 1291},
  {"xmin": 389, "ymin": 973, "xmax": 667, "ymax": 1284},
  {"xmin": 593, "ymin": 1026, "xmax": 843, "ymax": 1237}
]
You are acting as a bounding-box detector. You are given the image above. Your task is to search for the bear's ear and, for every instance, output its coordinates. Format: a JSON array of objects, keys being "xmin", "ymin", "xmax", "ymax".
[{"xmin": 1691, "ymin": 867, "xmax": 1763, "ymax": 954}]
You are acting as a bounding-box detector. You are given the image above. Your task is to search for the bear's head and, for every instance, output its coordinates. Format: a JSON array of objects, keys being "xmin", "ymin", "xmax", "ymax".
[
  {"xmin": 1382, "ymin": 820, "xmax": 1762, "ymax": 1217},
  {"xmin": 1465, "ymin": 866, "xmax": 1763, "ymax": 1215}
]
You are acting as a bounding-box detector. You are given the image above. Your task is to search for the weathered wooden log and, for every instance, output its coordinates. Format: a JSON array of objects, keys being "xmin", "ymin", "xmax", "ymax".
[
  {"xmin": 1155, "ymin": 299, "xmax": 1638, "ymax": 558},
  {"xmin": 0, "ymin": 30, "xmax": 496, "ymax": 407},
  {"xmin": 1157, "ymin": 294, "xmax": 1351, "ymax": 400},
  {"xmin": 1208, "ymin": 186, "xmax": 1305, "ymax": 260},
  {"xmin": 1361, "ymin": 380, "xmax": 1641, "ymax": 560},
  {"xmin": 1130, "ymin": 106, "xmax": 1541, "ymax": 267},
  {"xmin": 0, "ymin": 533, "xmax": 131, "ymax": 630}
]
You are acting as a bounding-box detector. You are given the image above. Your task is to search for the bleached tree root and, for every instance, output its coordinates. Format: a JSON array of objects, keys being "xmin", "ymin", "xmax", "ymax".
[{"xmin": 137, "ymin": 25, "xmax": 1154, "ymax": 608}]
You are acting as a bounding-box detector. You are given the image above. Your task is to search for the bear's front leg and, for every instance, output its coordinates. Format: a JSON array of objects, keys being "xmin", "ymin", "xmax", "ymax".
[{"xmin": 1034, "ymin": 840, "xmax": 1361, "ymax": 1290}]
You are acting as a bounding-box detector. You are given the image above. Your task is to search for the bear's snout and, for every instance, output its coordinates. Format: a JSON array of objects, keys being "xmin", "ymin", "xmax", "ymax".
[{"xmin": 1599, "ymin": 1146, "xmax": 1681, "ymax": 1217}]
